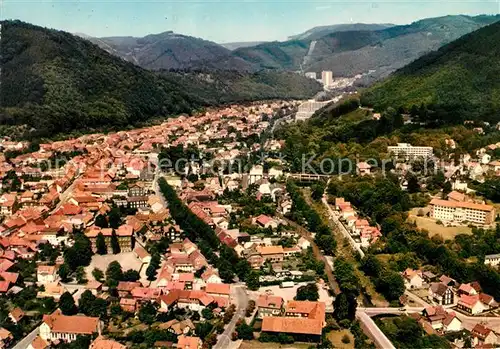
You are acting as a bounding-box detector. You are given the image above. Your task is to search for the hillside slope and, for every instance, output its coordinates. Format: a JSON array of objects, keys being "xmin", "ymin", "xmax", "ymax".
[
  {"xmin": 162, "ymin": 70, "xmax": 322, "ymax": 104},
  {"xmin": 0, "ymin": 21, "xmax": 321, "ymax": 138},
  {"xmin": 89, "ymin": 31, "xmax": 254, "ymax": 71},
  {"xmin": 0, "ymin": 20, "xmax": 205, "ymax": 138},
  {"xmin": 288, "ymin": 23, "xmax": 394, "ymax": 41},
  {"xmin": 361, "ymin": 20, "xmax": 500, "ymax": 123},
  {"xmin": 234, "ymin": 15, "xmax": 499, "ymax": 81}
]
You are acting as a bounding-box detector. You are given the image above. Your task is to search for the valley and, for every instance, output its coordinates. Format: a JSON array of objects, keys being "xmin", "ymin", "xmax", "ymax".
[{"xmin": 1, "ymin": 8, "xmax": 500, "ymax": 349}]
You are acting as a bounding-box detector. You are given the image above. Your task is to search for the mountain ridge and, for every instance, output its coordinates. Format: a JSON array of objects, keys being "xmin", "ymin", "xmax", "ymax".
[
  {"xmin": 87, "ymin": 31, "xmax": 255, "ymax": 71},
  {"xmin": 361, "ymin": 20, "xmax": 500, "ymax": 123},
  {"xmin": 0, "ymin": 20, "xmax": 321, "ymax": 139},
  {"xmin": 234, "ymin": 14, "xmax": 500, "ymax": 81}
]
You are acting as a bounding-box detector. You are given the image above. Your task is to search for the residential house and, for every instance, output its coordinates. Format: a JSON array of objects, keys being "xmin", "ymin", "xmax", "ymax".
[
  {"xmin": 158, "ymin": 319, "xmax": 195, "ymax": 336},
  {"xmin": 159, "ymin": 289, "xmax": 216, "ymax": 312},
  {"xmin": 472, "ymin": 324, "xmax": 498, "ymax": 347},
  {"xmin": 117, "ymin": 281, "xmax": 142, "ymax": 298},
  {"xmin": 177, "ymin": 336, "xmax": 201, "ymax": 349},
  {"xmin": 27, "ymin": 336, "xmax": 49, "ymax": 349},
  {"xmin": 402, "ymin": 269, "xmax": 424, "ymax": 290},
  {"xmin": 457, "ymin": 294, "xmax": 498, "ymax": 315},
  {"xmin": 428, "ymin": 282, "xmax": 454, "ymax": 305},
  {"xmin": 205, "ymin": 283, "xmax": 230, "ymax": 299},
  {"xmin": 254, "ymin": 214, "xmax": 278, "ymax": 229},
  {"xmin": 201, "ymin": 268, "xmax": 222, "ymax": 285},
  {"xmin": 422, "ymin": 271, "xmax": 437, "ymax": 284},
  {"xmin": 284, "ymin": 247, "xmax": 301, "ymax": 258},
  {"xmin": 457, "ymin": 283, "xmax": 478, "ymax": 296},
  {"xmin": 37, "ymin": 265, "xmax": 59, "ymax": 284},
  {"xmin": 244, "ymin": 247, "xmax": 264, "ymax": 269},
  {"xmin": 257, "ymin": 295, "xmax": 283, "ymax": 318},
  {"xmin": 40, "ymin": 309, "xmax": 101, "ymax": 343},
  {"xmin": 0, "ymin": 328, "xmax": 13, "ymax": 349},
  {"xmin": 297, "ymin": 237, "xmax": 311, "ymax": 250},
  {"xmin": 37, "ymin": 282, "xmax": 65, "ymax": 300},
  {"xmin": 257, "ymin": 245, "xmax": 284, "ymax": 264},
  {"xmin": 120, "ymin": 298, "xmax": 137, "ymax": 313},
  {"xmin": 261, "ymin": 301, "xmax": 326, "ymax": 342},
  {"xmin": 0, "ymin": 194, "xmax": 17, "ymax": 216},
  {"xmin": 134, "ymin": 245, "xmax": 151, "ymax": 265},
  {"xmin": 8, "ymin": 307, "xmax": 25, "ymax": 324},
  {"xmin": 356, "ymin": 162, "xmax": 372, "ymax": 176},
  {"xmin": 90, "ymin": 336, "xmax": 126, "ymax": 349},
  {"xmin": 422, "ymin": 306, "xmax": 461, "ymax": 332}
]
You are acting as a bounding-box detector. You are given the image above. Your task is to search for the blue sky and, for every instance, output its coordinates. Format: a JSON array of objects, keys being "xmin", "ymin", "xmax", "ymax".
[{"xmin": 2, "ymin": 0, "xmax": 499, "ymax": 42}]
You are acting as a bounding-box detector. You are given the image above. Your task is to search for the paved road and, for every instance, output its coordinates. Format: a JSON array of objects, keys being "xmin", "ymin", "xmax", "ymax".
[
  {"xmin": 281, "ymin": 216, "xmax": 341, "ymax": 295},
  {"xmin": 403, "ymin": 290, "xmax": 500, "ymax": 331},
  {"xmin": 214, "ymin": 285, "xmax": 248, "ymax": 349},
  {"xmin": 50, "ymin": 174, "xmax": 80, "ymax": 214},
  {"xmin": 12, "ymin": 325, "xmax": 40, "ymax": 349},
  {"xmin": 356, "ymin": 311, "xmax": 395, "ymax": 349}
]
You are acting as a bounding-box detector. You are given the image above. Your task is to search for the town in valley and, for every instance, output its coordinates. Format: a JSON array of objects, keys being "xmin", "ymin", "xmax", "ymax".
[{"xmin": 1, "ymin": 6, "xmax": 500, "ymax": 349}]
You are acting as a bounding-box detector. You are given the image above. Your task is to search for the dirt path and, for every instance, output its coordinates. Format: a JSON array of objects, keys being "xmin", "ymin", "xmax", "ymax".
[{"xmin": 282, "ymin": 216, "xmax": 341, "ymax": 295}]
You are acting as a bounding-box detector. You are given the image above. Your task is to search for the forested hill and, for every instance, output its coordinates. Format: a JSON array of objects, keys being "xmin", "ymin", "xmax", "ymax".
[
  {"xmin": 233, "ymin": 15, "xmax": 500, "ymax": 80},
  {"xmin": 361, "ymin": 20, "xmax": 500, "ymax": 123},
  {"xmin": 0, "ymin": 21, "xmax": 321, "ymax": 139},
  {"xmin": 0, "ymin": 20, "xmax": 205, "ymax": 138}
]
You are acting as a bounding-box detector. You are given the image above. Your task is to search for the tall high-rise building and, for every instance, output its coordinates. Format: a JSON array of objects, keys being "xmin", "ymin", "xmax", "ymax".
[{"xmin": 321, "ymin": 71, "xmax": 333, "ymax": 86}]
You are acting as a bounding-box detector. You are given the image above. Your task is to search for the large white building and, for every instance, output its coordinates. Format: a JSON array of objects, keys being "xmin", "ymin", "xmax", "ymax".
[
  {"xmin": 305, "ymin": 72, "xmax": 317, "ymax": 80},
  {"xmin": 40, "ymin": 310, "xmax": 100, "ymax": 343},
  {"xmin": 485, "ymin": 254, "xmax": 500, "ymax": 267},
  {"xmin": 295, "ymin": 100, "xmax": 331, "ymax": 121},
  {"xmin": 388, "ymin": 143, "xmax": 433, "ymax": 158},
  {"xmin": 430, "ymin": 199, "xmax": 496, "ymax": 225},
  {"xmin": 321, "ymin": 71, "xmax": 333, "ymax": 87}
]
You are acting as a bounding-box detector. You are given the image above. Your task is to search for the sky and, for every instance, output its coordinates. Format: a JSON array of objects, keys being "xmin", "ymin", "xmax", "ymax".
[{"xmin": 2, "ymin": 0, "xmax": 500, "ymax": 43}]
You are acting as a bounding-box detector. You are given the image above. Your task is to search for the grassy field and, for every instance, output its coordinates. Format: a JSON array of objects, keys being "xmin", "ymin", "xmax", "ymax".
[
  {"xmin": 409, "ymin": 215, "xmax": 472, "ymax": 240},
  {"xmin": 240, "ymin": 341, "xmax": 311, "ymax": 349},
  {"xmin": 327, "ymin": 329, "xmax": 355, "ymax": 349}
]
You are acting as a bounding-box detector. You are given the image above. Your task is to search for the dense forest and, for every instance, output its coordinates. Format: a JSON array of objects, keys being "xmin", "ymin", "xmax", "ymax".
[
  {"xmin": 362, "ymin": 20, "xmax": 500, "ymax": 123},
  {"xmin": 0, "ymin": 21, "xmax": 205, "ymax": 138},
  {"xmin": 0, "ymin": 21, "xmax": 321, "ymax": 139},
  {"xmin": 162, "ymin": 70, "xmax": 322, "ymax": 105}
]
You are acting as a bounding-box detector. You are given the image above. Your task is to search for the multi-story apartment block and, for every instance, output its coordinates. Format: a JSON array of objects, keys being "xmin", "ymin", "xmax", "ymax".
[
  {"xmin": 388, "ymin": 143, "xmax": 433, "ymax": 158},
  {"xmin": 85, "ymin": 225, "xmax": 134, "ymax": 253},
  {"xmin": 430, "ymin": 199, "xmax": 495, "ymax": 225}
]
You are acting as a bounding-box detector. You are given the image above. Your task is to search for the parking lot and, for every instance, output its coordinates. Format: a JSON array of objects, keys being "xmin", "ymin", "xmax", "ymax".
[{"xmin": 85, "ymin": 252, "xmax": 146, "ymax": 283}]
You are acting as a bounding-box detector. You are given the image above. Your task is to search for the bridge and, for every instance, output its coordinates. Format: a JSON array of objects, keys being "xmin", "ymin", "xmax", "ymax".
[
  {"xmin": 356, "ymin": 307, "xmax": 423, "ymax": 349},
  {"xmin": 287, "ymin": 172, "xmax": 331, "ymax": 182}
]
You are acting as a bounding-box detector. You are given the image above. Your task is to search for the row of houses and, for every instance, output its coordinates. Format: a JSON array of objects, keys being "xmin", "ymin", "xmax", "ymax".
[
  {"xmin": 334, "ymin": 198, "xmax": 382, "ymax": 247},
  {"xmin": 403, "ymin": 270, "xmax": 498, "ymax": 315}
]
